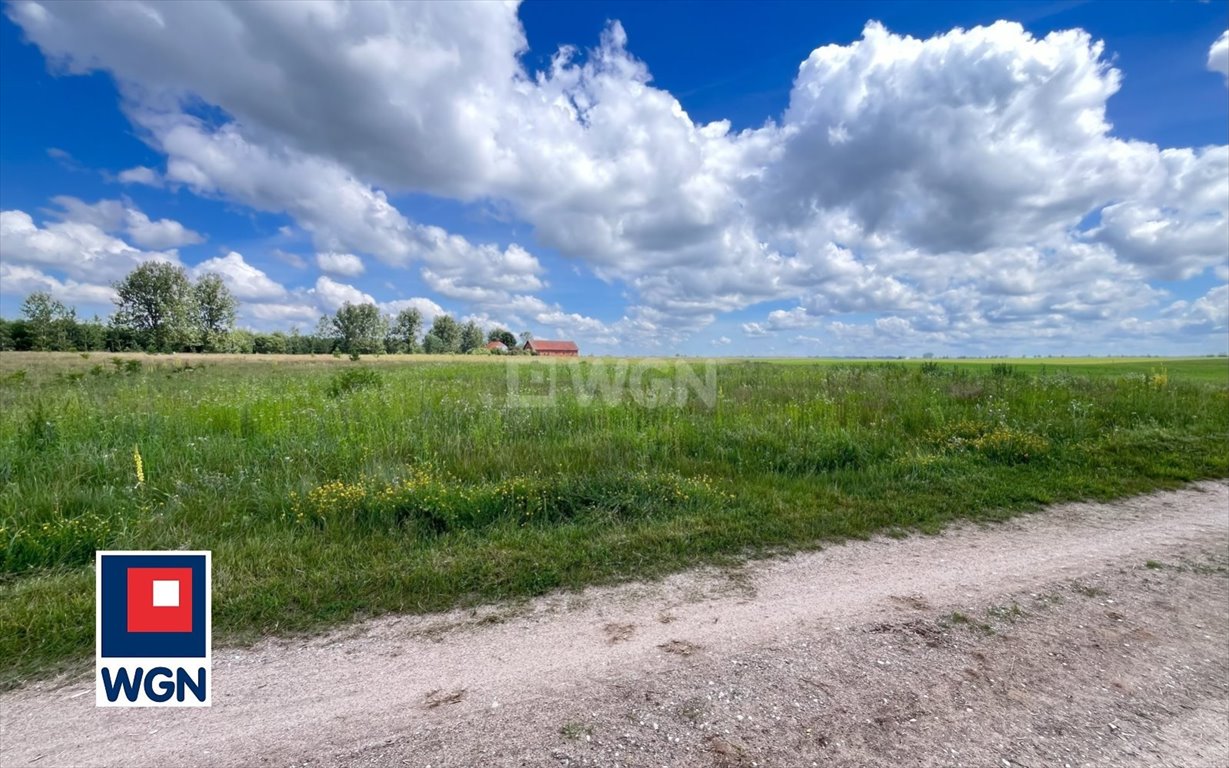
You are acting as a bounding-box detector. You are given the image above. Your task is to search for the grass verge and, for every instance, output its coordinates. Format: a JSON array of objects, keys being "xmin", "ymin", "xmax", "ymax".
[{"xmin": 1, "ymin": 355, "xmax": 1226, "ymax": 688}]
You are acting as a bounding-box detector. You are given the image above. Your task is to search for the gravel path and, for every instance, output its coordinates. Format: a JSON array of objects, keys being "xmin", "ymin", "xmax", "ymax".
[{"xmin": 3, "ymin": 481, "xmax": 1227, "ymax": 767}]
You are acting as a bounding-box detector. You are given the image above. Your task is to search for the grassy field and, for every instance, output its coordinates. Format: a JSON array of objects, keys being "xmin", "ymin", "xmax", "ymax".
[
  {"xmin": 1, "ymin": 352, "xmax": 1226, "ymax": 688},
  {"xmin": 760, "ymin": 356, "xmax": 1229, "ymax": 384}
]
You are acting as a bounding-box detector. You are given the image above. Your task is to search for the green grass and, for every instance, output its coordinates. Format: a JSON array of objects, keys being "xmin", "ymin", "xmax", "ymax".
[
  {"xmin": 1, "ymin": 353, "xmax": 1226, "ymax": 687},
  {"xmin": 759, "ymin": 356, "xmax": 1229, "ymax": 385}
]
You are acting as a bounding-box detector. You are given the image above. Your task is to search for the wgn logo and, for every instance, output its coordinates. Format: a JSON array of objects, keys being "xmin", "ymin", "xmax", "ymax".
[{"xmin": 96, "ymin": 551, "xmax": 211, "ymax": 707}]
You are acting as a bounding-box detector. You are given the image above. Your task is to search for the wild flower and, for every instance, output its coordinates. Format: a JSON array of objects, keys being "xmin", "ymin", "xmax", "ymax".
[
  {"xmin": 133, "ymin": 445, "xmax": 145, "ymax": 486},
  {"xmin": 971, "ymin": 426, "xmax": 1049, "ymax": 463},
  {"xmin": 930, "ymin": 421, "xmax": 1048, "ymax": 463},
  {"xmin": 287, "ymin": 464, "xmax": 729, "ymax": 532}
]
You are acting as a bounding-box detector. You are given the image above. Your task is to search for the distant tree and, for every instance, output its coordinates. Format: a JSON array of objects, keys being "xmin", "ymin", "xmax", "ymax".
[
  {"xmin": 519, "ymin": 330, "xmax": 533, "ymax": 347},
  {"xmin": 225, "ymin": 329, "xmax": 255, "ymax": 354},
  {"xmin": 4, "ymin": 320, "xmax": 31, "ymax": 350},
  {"xmin": 460, "ymin": 320, "xmax": 484, "ymax": 353},
  {"xmin": 252, "ymin": 332, "xmax": 288, "ymax": 354},
  {"xmin": 193, "ymin": 273, "xmax": 237, "ymax": 352},
  {"xmin": 391, "ymin": 307, "xmax": 423, "ymax": 353},
  {"xmin": 309, "ymin": 316, "xmax": 335, "ymax": 354},
  {"xmin": 104, "ymin": 323, "xmax": 140, "ymax": 352},
  {"xmin": 21, "ymin": 291, "xmax": 75, "ymax": 351},
  {"xmin": 69, "ymin": 316, "xmax": 107, "ymax": 351},
  {"xmin": 487, "ymin": 327, "xmax": 517, "ymax": 348},
  {"xmin": 424, "ymin": 314, "xmax": 461, "ymax": 353},
  {"xmin": 0, "ymin": 319, "xmax": 14, "ymax": 351},
  {"xmin": 422, "ymin": 333, "xmax": 448, "ymax": 354},
  {"xmin": 287, "ymin": 327, "xmax": 315, "ymax": 355},
  {"xmin": 331, "ymin": 302, "xmax": 387, "ymax": 355},
  {"xmin": 112, "ymin": 262, "xmax": 195, "ymax": 352}
]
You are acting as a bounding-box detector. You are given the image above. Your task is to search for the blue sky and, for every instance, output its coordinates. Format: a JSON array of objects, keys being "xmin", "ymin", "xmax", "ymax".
[{"xmin": 1, "ymin": 0, "xmax": 1226, "ymax": 356}]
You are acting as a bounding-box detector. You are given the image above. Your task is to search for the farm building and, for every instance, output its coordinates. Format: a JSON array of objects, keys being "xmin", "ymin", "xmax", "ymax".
[
  {"xmin": 525, "ymin": 339, "xmax": 579, "ymax": 357},
  {"xmin": 485, "ymin": 340, "xmax": 508, "ymax": 352}
]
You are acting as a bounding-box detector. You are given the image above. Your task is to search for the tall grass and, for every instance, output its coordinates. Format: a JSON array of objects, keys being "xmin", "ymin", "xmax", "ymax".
[{"xmin": 1, "ymin": 355, "xmax": 1226, "ymax": 687}]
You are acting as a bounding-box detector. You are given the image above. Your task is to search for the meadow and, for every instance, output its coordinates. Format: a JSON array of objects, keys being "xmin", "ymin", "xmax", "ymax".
[{"xmin": 1, "ymin": 352, "xmax": 1226, "ymax": 687}]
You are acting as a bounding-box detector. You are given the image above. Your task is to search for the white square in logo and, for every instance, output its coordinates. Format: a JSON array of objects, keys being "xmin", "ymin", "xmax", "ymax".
[{"xmin": 152, "ymin": 580, "xmax": 180, "ymax": 608}]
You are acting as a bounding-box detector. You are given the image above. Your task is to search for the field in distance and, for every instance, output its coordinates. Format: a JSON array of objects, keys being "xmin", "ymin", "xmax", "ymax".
[
  {"xmin": 0, "ymin": 352, "xmax": 1226, "ymax": 688},
  {"xmin": 3, "ymin": 351, "xmax": 1226, "ymax": 382}
]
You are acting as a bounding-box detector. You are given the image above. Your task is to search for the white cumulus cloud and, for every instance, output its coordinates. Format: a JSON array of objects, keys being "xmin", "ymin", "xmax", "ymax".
[
  {"xmin": 117, "ymin": 165, "xmax": 161, "ymax": 186},
  {"xmin": 311, "ymin": 275, "xmax": 375, "ymax": 312},
  {"xmin": 193, "ymin": 251, "xmax": 288, "ymax": 301},
  {"xmin": 4, "ymin": 2, "xmax": 1226, "ymax": 353},
  {"xmin": 315, "ymin": 251, "xmax": 365, "ymax": 277},
  {"xmin": 1210, "ymin": 30, "xmax": 1229, "ymax": 83}
]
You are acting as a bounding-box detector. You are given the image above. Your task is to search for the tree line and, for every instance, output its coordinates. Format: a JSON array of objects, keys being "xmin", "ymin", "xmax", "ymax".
[{"xmin": 0, "ymin": 261, "xmax": 533, "ymax": 357}]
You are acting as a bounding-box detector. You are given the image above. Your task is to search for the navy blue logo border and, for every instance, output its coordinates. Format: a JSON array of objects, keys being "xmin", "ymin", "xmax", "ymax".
[{"xmin": 98, "ymin": 553, "xmax": 209, "ymax": 658}]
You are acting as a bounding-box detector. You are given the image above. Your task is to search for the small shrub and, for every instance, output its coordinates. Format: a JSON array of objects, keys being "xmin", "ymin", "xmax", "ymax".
[
  {"xmin": 326, "ymin": 367, "xmax": 382, "ymax": 398},
  {"xmin": 112, "ymin": 357, "xmax": 142, "ymax": 374},
  {"xmin": 20, "ymin": 401, "xmax": 58, "ymax": 451}
]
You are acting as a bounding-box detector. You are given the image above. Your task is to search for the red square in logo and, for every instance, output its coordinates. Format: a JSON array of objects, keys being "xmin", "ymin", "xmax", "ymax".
[{"xmin": 127, "ymin": 568, "xmax": 193, "ymax": 633}]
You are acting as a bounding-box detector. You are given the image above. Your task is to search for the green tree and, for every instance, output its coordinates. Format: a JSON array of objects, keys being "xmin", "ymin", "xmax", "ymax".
[
  {"xmin": 20, "ymin": 292, "xmax": 75, "ymax": 351},
  {"xmin": 311, "ymin": 316, "xmax": 336, "ymax": 354},
  {"xmin": 193, "ymin": 273, "xmax": 237, "ymax": 352},
  {"xmin": 287, "ymin": 327, "xmax": 314, "ymax": 355},
  {"xmin": 70, "ymin": 316, "xmax": 107, "ymax": 351},
  {"xmin": 424, "ymin": 314, "xmax": 461, "ymax": 354},
  {"xmin": 225, "ymin": 329, "xmax": 256, "ymax": 354},
  {"xmin": 487, "ymin": 327, "xmax": 516, "ymax": 349},
  {"xmin": 422, "ymin": 333, "xmax": 445, "ymax": 354},
  {"xmin": 519, "ymin": 330, "xmax": 533, "ymax": 348},
  {"xmin": 460, "ymin": 320, "xmax": 484, "ymax": 353},
  {"xmin": 391, "ymin": 307, "xmax": 423, "ymax": 353},
  {"xmin": 331, "ymin": 302, "xmax": 387, "ymax": 355},
  {"xmin": 253, "ymin": 332, "xmax": 288, "ymax": 354},
  {"xmin": 112, "ymin": 262, "xmax": 195, "ymax": 352}
]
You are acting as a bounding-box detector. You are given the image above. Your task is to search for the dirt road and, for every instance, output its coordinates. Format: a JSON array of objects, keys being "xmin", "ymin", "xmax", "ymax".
[{"xmin": 3, "ymin": 481, "xmax": 1227, "ymax": 767}]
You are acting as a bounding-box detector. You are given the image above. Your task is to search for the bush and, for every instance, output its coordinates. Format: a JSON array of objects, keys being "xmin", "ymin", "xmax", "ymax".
[
  {"xmin": 326, "ymin": 367, "xmax": 382, "ymax": 398},
  {"xmin": 20, "ymin": 401, "xmax": 58, "ymax": 451}
]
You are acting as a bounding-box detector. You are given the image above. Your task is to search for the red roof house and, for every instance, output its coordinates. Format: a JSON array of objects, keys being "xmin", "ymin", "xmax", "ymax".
[
  {"xmin": 524, "ymin": 339, "xmax": 579, "ymax": 357},
  {"xmin": 485, "ymin": 340, "xmax": 508, "ymax": 352}
]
